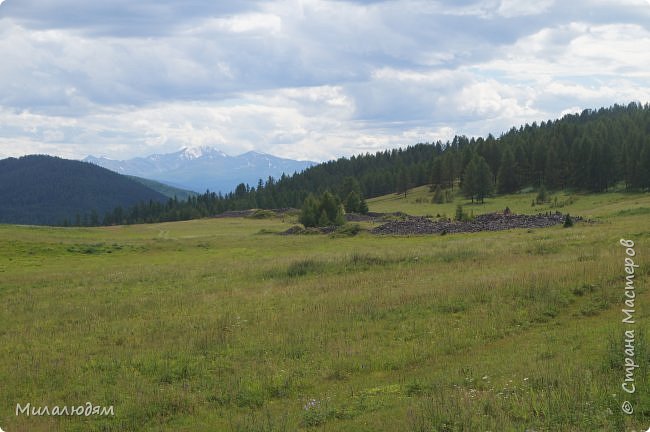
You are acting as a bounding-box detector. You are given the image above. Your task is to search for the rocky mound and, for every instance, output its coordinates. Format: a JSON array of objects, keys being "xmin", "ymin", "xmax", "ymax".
[{"xmin": 371, "ymin": 212, "xmax": 581, "ymax": 235}]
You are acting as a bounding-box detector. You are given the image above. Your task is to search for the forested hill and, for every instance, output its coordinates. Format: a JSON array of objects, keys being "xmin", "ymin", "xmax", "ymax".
[
  {"xmin": 261, "ymin": 102, "xmax": 650, "ymax": 200},
  {"xmin": 43, "ymin": 102, "xmax": 650, "ymax": 226},
  {"xmin": 239, "ymin": 102, "xmax": 650, "ymax": 205},
  {"xmin": 0, "ymin": 155, "xmax": 167, "ymax": 226}
]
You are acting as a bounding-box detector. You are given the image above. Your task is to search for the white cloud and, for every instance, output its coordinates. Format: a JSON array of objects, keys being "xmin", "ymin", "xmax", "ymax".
[
  {"xmin": 497, "ymin": 0, "xmax": 554, "ymax": 18},
  {"xmin": 1, "ymin": 0, "xmax": 650, "ymax": 164}
]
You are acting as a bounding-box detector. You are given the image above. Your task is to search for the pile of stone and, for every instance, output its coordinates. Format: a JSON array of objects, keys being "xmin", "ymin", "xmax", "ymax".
[{"xmin": 371, "ymin": 212, "xmax": 581, "ymax": 235}]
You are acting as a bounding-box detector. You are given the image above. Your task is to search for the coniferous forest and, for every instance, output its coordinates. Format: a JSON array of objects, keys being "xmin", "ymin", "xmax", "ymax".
[{"xmin": 21, "ymin": 102, "xmax": 650, "ymax": 226}]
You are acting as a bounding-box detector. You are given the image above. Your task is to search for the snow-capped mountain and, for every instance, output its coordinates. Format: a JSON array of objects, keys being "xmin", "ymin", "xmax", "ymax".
[{"xmin": 83, "ymin": 147, "xmax": 316, "ymax": 194}]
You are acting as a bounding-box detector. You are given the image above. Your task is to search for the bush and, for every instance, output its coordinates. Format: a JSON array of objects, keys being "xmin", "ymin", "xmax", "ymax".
[
  {"xmin": 332, "ymin": 223, "xmax": 361, "ymax": 237},
  {"xmin": 563, "ymin": 213, "xmax": 574, "ymax": 228}
]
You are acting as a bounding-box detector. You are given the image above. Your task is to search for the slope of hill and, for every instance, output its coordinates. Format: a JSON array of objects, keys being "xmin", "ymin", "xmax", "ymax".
[
  {"xmin": 125, "ymin": 175, "xmax": 197, "ymax": 200},
  {"xmin": 0, "ymin": 155, "xmax": 167, "ymax": 225},
  {"xmin": 84, "ymin": 146, "xmax": 316, "ymax": 193}
]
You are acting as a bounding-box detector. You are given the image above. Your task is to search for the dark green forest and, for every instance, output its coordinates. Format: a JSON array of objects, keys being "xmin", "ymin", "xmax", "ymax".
[
  {"xmin": 4, "ymin": 102, "xmax": 650, "ymax": 226},
  {"xmin": 0, "ymin": 155, "xmax": 167, "ymax": 226}
]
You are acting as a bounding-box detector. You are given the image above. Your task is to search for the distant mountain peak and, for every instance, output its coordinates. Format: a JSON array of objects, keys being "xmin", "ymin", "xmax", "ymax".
[
  {"xmin": 178, "ymin": 146, "xmax": 227, "ymax": 160},
  {"xmin": 81, "ymin": 147, "xmax": 316, "ymax": 193}
]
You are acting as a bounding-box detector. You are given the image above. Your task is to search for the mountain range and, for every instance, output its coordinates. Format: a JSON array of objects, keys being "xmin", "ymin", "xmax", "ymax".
[{"xmin": 83, "ymin": 147, "xmax": 316, "ymax": 194}]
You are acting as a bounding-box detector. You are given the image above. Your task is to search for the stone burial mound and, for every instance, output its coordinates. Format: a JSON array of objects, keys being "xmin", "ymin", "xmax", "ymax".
[{"xmin": 371, "ymin": 212, "xmax": 582, "ymax": 236}]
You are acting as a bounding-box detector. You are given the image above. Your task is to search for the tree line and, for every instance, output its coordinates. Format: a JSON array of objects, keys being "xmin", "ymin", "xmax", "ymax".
[{"xmin": 68, "ymin": 102, "xmax": 650, "ymax": 226}]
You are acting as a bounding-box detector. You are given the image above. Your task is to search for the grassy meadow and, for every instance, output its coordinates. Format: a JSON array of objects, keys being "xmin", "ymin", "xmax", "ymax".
[{"xmin": 0, "ymin": 188, "xmax": 649, "ymax": 431}]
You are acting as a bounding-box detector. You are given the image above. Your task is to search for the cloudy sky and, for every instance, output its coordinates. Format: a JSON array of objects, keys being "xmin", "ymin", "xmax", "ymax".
[{"xmin": 1, "ymin": 0, "xmax": 649, "ymax": 162}]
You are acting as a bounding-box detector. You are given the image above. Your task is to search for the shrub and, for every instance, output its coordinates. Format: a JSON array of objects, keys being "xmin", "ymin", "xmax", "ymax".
[
  {"xmin": 333, "ymin": 223, "xmax": 361, "ymax": 237},
  {"xmin": 563, "ymin": 213, "xmax": 574, "ymax": 228}
]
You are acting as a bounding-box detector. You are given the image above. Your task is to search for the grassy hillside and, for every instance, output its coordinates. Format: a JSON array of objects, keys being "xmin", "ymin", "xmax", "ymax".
[{"xmin": 0, "ymin": 190, "xmax": 648, "ymax": 431}]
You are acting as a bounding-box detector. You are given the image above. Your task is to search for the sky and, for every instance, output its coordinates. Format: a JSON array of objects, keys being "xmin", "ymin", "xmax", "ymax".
[{"xmin": 0, "ymin": 0, "xmax": 649, "ymax": 162}]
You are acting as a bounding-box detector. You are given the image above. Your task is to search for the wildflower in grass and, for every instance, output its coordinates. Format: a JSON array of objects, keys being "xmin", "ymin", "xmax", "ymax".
[{"xmin": 303, "ymin": 398, "xmax": 319, "ymax": 411}]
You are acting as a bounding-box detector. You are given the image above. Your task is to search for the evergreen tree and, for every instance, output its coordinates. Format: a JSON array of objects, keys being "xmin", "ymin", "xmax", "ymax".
[
  {"xmin": 496, "ymin": 147, "xmax": 519, "ymax": 194},
  {"xmin": 319, "ymin": 191, "xmax": 342, "ymax": 224},
  {"xmin": 359, "ymin": 197, "xmax": 369, "ymax": 214},
  {"xmin": 563, "ymin": 213, "xmax": 573, "ymax": 228},
  {"xmin": 513, "ymin": 143, "xmax": 530, "ymax": 187},
  {"xmin": 299, "ymin": 194, "xmax": 319, "ymax": 227},
  {"xmin": 344, "ymin": 191, "xmax": 361, "ymax": 213},
  {"xmin": 396, "ymin": 165, "xmax": 410, "ymax": 197},
  {"xmin": 340, "ymin": 177, "xmax": 361, "ymax": 200},
  {"xmin": 429, "ymin": 157, "xmax": 442, "ymax": 188},
  {"xmin": 462, "ymin": 154, "xmax": 494, "ymax": 203},
  {"xmin": 474, "ymin": 156, "xmax": 494, "ymax": 203},
  {"xmin": 317, "ymin": 209, "xmax": 330, "ymax": 227},
  {"xmin": 639, "ymin": 140, "xmax": 650, "ymax": 189},
  {"xmin": 461, "ymin": 157, "xmax": 478, "ymax": 202},
  {"xmin": 544, "ymin": 145, "xmax": 562, "ymax": 190},
  {"xmin": 441, "ymin": 154, "xmax": 454, "ymax": 189}
]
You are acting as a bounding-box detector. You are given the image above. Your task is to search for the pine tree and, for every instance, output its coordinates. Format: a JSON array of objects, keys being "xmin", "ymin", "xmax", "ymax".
[
  {"xmin": 396, "ymin": 166, "xmax": 410, "ymax": 197},
  {"xmin": 461, "ymin": 157, "xmax": 478, "ymax": 202},
  {"xmin": 639, "ymin": 139, "xmax": 650, "ymax": 189},
  {"xmin": 474, "ymin": 156, "xmax": 494, "ymax": 203},
  {"xmin": 359, "ymin": 197, "xmax": 369, "ymax": 214},
  {"xmin": 463, "ymin": 154, "xmax": 494, "ymax": 203},
  {"xmin": 496, "ymin": 147, "xmax": 519, "ymax": 194},
  {"xmin": 318, "ymin": 209, "xmax": 330, "ymax": 227},
  {"xmin": 544, "ymin": 145, "xmax": 562, "ymax": 190},
  {"xmin": 563, "ymin": 213, "xmax": 573, "ymax": 228},
  {"xmin": 344, "ymin": 191, "xmax": 361, "ymax": 213},
  {"xmin": 299, "ymin": 194, "xmax": 319, "ymax": 227},
  {"xmin": 429, "ymin": 157, "xmax": 442, "ymax": 189},
  {"xmin": 340, "ymin": 177, "xmax": 361, "ymax": 200}
]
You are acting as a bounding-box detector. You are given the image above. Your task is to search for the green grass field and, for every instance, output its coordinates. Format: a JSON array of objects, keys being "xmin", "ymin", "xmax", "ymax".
[{"xmin": 1, "ymin": 188, "xmax": 649, "ymax": 431}]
